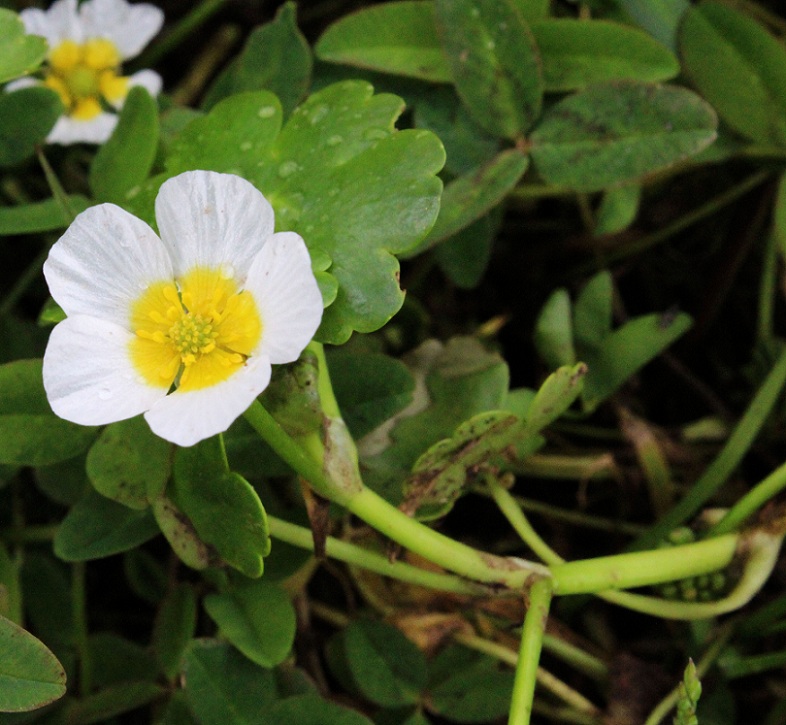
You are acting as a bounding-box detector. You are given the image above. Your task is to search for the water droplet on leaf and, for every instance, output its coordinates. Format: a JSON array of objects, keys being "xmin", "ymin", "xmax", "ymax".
[
  {"xmin": 326, "ymin": 135, "xmax": 343, "ymax": 146},
  {"xmin": 308, "ymin": 104, "xmax": 329, "ymax": 124},
  {"xmin": 278, "ymin": 161, "xmax": 299, "ymax": 178},
  {"xmin": 258, "ymin": 106, "xmax": 275, "ymax": 118}
]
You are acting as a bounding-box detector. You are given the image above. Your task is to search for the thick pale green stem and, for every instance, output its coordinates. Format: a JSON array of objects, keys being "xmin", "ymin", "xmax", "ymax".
[
  {"xmin": 632, "ymin": 344, "xmax": 786, "ymax": 551},
  {"xmin": 509, "ymin": 578, "xmax": 554, "ymax": 725}
]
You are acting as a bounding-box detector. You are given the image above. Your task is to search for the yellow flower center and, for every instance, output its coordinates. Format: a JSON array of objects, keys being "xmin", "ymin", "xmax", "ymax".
[
  {"xmin": 129, "ymin": 267, "xmax": 263, "ymax": 392},
  {"xmin": 45, "ymin": 39, "xmax": 129, "ymax": 120}
]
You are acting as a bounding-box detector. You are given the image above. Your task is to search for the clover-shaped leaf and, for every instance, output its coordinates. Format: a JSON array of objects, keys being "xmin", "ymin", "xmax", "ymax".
[
  {"xmin": 0, "ymin": 9, "xmax": 48, "ymax": 84},
  {"xmin": 157, "ymin": 83, "xmax": 445, "ymax": 344}
]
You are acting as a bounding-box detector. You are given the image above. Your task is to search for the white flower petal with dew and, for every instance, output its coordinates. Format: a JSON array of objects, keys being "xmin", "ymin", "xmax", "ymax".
[
  {"xmin": 44, "ymin": 315, "xmax": 168, "ymax": 426},
  {"xmin": 144, "ymin": 355, "xmax": 273, "ymax": 448},
  {"xmin": 79, "ymin": 0, "xmax": 164, "ymax": 59},
  {"xmin": 46, "ymin": 111, "xmax": 119, "ymax": 145},
  {"xmin": 43, "ymin": 170, "xmax": 324, "ymax": 447},
  {"xmin": 155, "ymin": 171, "xmax": 276, "ymax": 284},
  {"xmin": 44, "ymin": 203, "xmax": 173, "ymax": 328},
  {"xmin": 20, "ymin": 0, "xmax": 83, "ymax": 47},
  {"xmin": 245, "ymin": 232, "xmax": 326, "ymax": 365}
]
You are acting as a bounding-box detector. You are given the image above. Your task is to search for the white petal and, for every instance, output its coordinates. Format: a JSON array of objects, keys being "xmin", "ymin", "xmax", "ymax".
[
  {"xmin": 155, "ymin": 171, "xmax": 275, "ymax": 283},
  {"xmin": 79, "ymin": 0, "xmax": 163, "ymax": 59},
  {"xmin": 46, "ymin": 112, "xmax": 118, "ymax": 145},
  {"xmin": 144, "ymin": 356, "xmax": 272, "ymax": 447},
  {"xmin": 44, "ymin": 203, "xmax": 173, "ymax": 328},
  {"xmin": 21, "ymin": 0, "xmax": 84, "ymax": 48},
  {"xmin": 44, "ymin": 315, "xmax": 168, "ymax": 426},
  {"xmin": 108, "ymin": 70, "xmax": 162, "ymax": 110},
  {"xmin": 5, "ymin": 78, "xmax": 39, "ymax": 92},
  {"xmin": 244, "ymin": 232, "xmax": 323, "ymax": 364}
]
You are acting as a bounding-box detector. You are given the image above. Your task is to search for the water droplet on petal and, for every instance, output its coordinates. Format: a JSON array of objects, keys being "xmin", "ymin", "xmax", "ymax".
[{"xmin": 98, "ymin": 387, "xmax": 113, "ymax": 400}]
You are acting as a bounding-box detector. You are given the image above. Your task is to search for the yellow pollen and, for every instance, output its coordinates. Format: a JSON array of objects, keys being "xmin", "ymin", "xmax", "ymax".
[
  {"xmin": 129, "ymin": 269, "xmax": 263, "ymax": 392},
  {"xmin": 45, "ymin": 38, "xmax": 127, "ymax": 120}
]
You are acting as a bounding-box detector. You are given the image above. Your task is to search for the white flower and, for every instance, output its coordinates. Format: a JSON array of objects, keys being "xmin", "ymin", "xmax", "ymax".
[
  {"xmin": 42, "ymin": 170, "xmax": 324, "ymax": 447},
  {"xmin": 7, "ymin": 0, "xmax": 163, "ymax": 144}
]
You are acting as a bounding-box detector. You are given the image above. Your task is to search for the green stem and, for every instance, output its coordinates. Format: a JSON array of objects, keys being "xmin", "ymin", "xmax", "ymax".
[
  {"xmin": 708, "ymin": 458, "xmax": 786, "ymax": 536},
  {"xmin": 551, "ymin": 536, "xmax": 738, "ymax": 595},
  {"xmin": 307, "ymin": 342, "xmax": 342, "ymax": 418},
  {"xmin": 72, "ymin": 562, "xmax": 91, "ymax": 697},
  {"xmin": 509, "ymin": 578, "xmax": 554, "ymax": 725},
  {"xmin": 582, "ymin": 170, "xmax": 770, "ymax": 269},
  {"xmin": 245, "ymin": 401, "xmax": 548, "ymax": 587},
  {"xmin": 643, "ymin": 624, "xmax": 734, "ymax": 725},
  {"xmin": 542, "ymin": 634, "xmax": 608, "ymax": 683},
  {"xmin": 757, "ymin": 231, "xmax": 778, "ymax": 346},
  {"xmin": 632, "ymin": 343, "xmax": 786, "ymax": 551},
  {"xmin": 454, "ymin": 632, "xmax": 599, "ymax": 715},
  {"xmin": 267, "ymin": 515, "xmax": 491, "ymax": 597},
  {"xmin": 0, "ymin": 523, "xmax": 59, "ymax": 543},
  {"xmin": 513, "ymin": 496, "xmax": 645, "ymax": 536},
  {"xmin": 133, "ymin": 0, "xmax": 227, "ymax": 69}
]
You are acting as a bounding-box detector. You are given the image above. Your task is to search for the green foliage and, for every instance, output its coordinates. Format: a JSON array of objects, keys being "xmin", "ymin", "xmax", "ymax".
[
  {"xmin": 172, "ymin": 439, "xmax": 270, "ymax": 578},
  {"xmin": 0, "ymin": 9, "xmax": 48, "ymax": 84},
  {"xmin": 434, "ymin": 0, "xmax": 543, "ymax": 139},
  {"xmin": 0, "ymin": 614, "xmax": 66, "ymax": 713},
  {"xmin": 531, "ymin": 19, "xmax": 679, "ymax": 91},
  {"xmin": 315, "ymin": 1, "xmax": 450, "ymax": 83},
  {"xmin": 0, "ymin": 196, "xmax": 90, "ymax": 234},
  {"xmin": 203, "ymin": 578, "xmax": 296, "ymax": 668},
  {"xmin": 0, "ymin": 359, "xmax": 98, "ymax": 466},
  {"xmin": 203, "ymin": 2, "xmax": 312, "ymax": 117},
  {"xmin": 529, "ymin": 81, "xmax": 718, "ymax": 191},
  {"xmin": 535, "ymin": 271, "xmax": 692, "ymax": 409},
  {"xmin": 680, "ymin": 1, "xmax": 786, "ymax": 146},
  {"xmin": 0, "ymin": 87, "xmax": 62, "ymax": 167},
  {"xmin": 89, "ymin": 87, "xmax": 159, "ymax": 204},
  {"xmin": 86, "ymin": 416, "xmax": 171, "ymax": 509}
]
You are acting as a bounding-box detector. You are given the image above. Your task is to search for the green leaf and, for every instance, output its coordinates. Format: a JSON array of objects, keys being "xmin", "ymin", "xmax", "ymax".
[
  {"xmin": 88, "ymin": 633, "xmax": 158, "ymax": 688},
  {"xmin": 679, "ymin": 1, "xmax": 786, "ymax": 146},
  {"xmin": 203, "ymin": 2, "xmax": 312, "ymax": 117},
  {"xmin": 523, "ymin": 363, "xmax": 587, "ymax": 436},
  {"xmin": 328, "ymin": 350, "xmax": 415, "ymax": 439},
  {"xmin": 89, "ymin": 87, "xmax": 159, "ymax": 204},
  {"xmin": 594, "ymin": 183, "xmax": 641, "ymax": 236},
  {"xmin": 414, "ymin": 87, "xmax": 501, "ymax": 176},
  {"xmin": 54, "ymin": 489, "xmax": 159, "ymax": 561},
  {"xmin": 0, "ymin": 359, "xmax": 98, "ymax": 466},
  {"xmin": 0, "ymin": 544, "xmax": 21, "ymax": 624},
  {"xmin": 265, "ymin": 694, "xmax": 374, "ymax": 725},
  {"xmin": 315, "ymin": 1, "xmax": 450, "ymax": 82},
  {"xmin": 182, "ymin": 640, "xmax": 278, "ymax": 724},
  {"xmin": 0, "ymin": 614, "xmax": 66, "ymax": 713},
  {"xmin": 533, "ymin": 289, "xmax": 576, "ymax": 369},
  {"xmin": 62, "ymin": 681, "xmax": 164, "ymax": 724},
  {"xmin": 0, "ymin": 9, "xmax": 48, "ymax": 84},
  {"xmin": 151, "ymin": 495, "xmax": 212, "ymax": 571},
  {"xmin": 361, "ymin": 337, "xmax": 509, "ymax": 504},
  {"xmin": 204, "ymin": 579, "xmax": 296, "ymax": 669},
  {"xmin": 581, "ymin": 312, "xmax": 692, "ymax": 409},
  {"xmin": 616, "ymin": 0, "xmax": 688, "ymax": 52},
  {"xmin": 531, "ymin": 19, "xmax": 680, "ymax": 92},
  {"xmin": 434, "ymin": 211, "xmax": 500, "ymax": 289},
  {"xmin": 434, "ymin": 0, "xmax": 543, "ymax": 138},
  {"xmin": 152, "ymin": 584, "xmax": 197, "ymax": 680},
  {"xmin": 426, "ymin": 645, "xmax": 514, "ymax": 723},
  {"xmin": 166, "ymin": 83, "xmax": 445, "ymax": 344},
  {"xmin": 341, "ymin": 620, "xmax": 427, "ymax": 707},
  {"xmin": 511, "ymin": 0, "xmax": 549, "ymax": 23},
  {"xmin": 403, "ymin": 411, "xmax": 521, "ymax": 520},
  {"xmin": 173, "ymin": 440, "xmax": 270, "ymax": 578},
  {"xmin": 0, "ymin": 87, "xmax": 62, "ymax": 167},
  {"xmin": 0, "ymin": 196, "xmax": 90, "ymax": 235},
  {"xmin": 416, "ymin": 149, "xmax": 528, "ymax": 250},
  {"xmin": 529, "ymin": 81, "xmax": 717, "ymax": 191},
  {"xmin": 573, "ymin": 270, "xmax": 614, "ymax": 351},
  {"xmin": 86, "ymin": 416, "xmax": 171, "ymax": 509}
]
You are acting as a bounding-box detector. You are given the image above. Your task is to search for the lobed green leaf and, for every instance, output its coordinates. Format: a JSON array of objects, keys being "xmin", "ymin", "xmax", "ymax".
[
  {"xmin": 0, "ymin": 195, "xmax": 90, "ymax": 235},
  {"xmin": 0, "ymin": 87, "xmax": 61, "ymax": 167}
]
